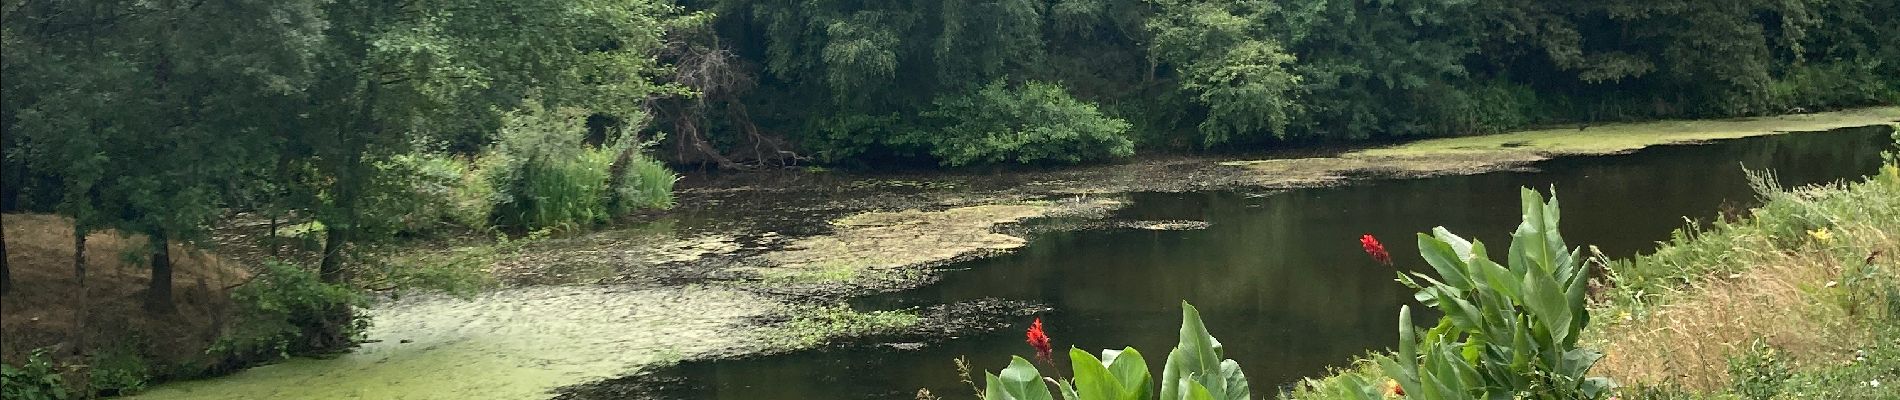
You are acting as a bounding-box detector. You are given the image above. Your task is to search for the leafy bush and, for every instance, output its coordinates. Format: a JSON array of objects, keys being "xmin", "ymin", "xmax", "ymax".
[
  {"xmin": 1769, "ymin": 60, "xmax": 1900, "ymax": 111},
  {"xmin": 211, "ymin": 261, "xmax": 367, "ymax": 362},
  {"xmin": 976, "ymin": 302, "xmax": 1250, "ymax": 400},
  {"xmin": 909, "ymin": 81, "xmax": 1134, "ymax": 166},
  {"xmin": 86, "ymin": 343, "xmax": 150, "ymax": 396},
  {"xmin": 1, "ymin": 349, "xmax": 69, "ymax": 400},
  {"xmin": 393, "ymin": 153, "xmax": 496, "ymax": 232},
  {"xmin": 1371, "ymin": 189, "xmax": 1613, "ymax": 400},
  {"xmin": 486, "ymin": 103, "xmax": 675, "ymax": 230}
]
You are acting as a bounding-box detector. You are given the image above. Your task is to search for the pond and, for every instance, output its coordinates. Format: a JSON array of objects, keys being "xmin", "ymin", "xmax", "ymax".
[{"xmin": 595, "ymin": 126, "xmax": 1894, "ymax": 399}]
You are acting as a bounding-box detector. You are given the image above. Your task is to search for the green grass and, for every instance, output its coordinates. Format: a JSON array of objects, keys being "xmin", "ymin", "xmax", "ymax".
[
  {"xmin": 766, "ymin": 304, "xmax": 920, "ymax": 348},
  {"xmin": 1355, "ymin": 106, "xmax": 1900, "ymax": 158}
]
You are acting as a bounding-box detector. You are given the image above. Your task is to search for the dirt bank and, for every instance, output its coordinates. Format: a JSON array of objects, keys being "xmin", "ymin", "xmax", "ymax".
[{"xmin": 0, "ymin": 214, "xmax": 250, "ymax": 393}]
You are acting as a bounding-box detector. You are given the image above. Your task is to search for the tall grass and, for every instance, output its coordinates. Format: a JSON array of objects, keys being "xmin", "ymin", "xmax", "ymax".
[
  {"xmin": 483, "ymin": 103, "xmax": 676, "ymax": 231},
  {"xmin": 611, "ymin": 152, "xmax": 676, "ymax": 214},
  {"xmin": 1585, "ymin": 136, "xmax": 1900, "ymax": 397}
]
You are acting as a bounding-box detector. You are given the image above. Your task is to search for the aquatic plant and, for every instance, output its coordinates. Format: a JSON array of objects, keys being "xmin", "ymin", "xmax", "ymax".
[{"xmin": 979, "ymin": 302, "xmax": 1247, "ymax": 400}]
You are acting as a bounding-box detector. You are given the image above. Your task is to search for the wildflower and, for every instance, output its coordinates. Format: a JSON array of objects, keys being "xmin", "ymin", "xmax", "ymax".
[
  {"xmin": 1361, "ymin": 234, "xmax": 1392, "ymax": 266},
  {"xmin": 1025, "ymin": 318, "xmax": 1052, "ymax": 363},
  {"xmin": 1808, "ymin": 228, "xmax": 1833, "ymax": 243},
  {"xmin": 1383, "ymin": 378, "xmax": 1404, "ymax": 397}
]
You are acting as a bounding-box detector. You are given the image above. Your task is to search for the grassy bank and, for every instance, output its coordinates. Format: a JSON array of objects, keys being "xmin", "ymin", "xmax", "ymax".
[
  {"xmin": 1222, "ymin": 107, "xmax": 1899, "ymax": 188},
  {"xmin": 1589, "ymin": 166, "xmax": 1899, "ymax": 398},
  {"xmin": 1286, "ymin": 136, "xmax": 1899, "ymax": 398}
]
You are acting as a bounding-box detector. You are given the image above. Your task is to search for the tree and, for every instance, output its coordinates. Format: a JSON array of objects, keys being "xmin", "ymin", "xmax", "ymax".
[
  {"xmin": 289, "ymin": 0, "xmax": 691, "ymax": 282},
  {"xmin": 1147, "ymin": 0, "xmax": 1302, "ymax": 145}
]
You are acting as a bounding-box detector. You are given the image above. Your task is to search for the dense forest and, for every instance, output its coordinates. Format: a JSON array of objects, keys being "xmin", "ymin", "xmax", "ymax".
[
  {"xmin": 3, "ymin": 0, "xmax": 1896, "ymax": 308},
  {"xmin": 660, "ymin": 0, "xmax": 1900, "ymax": 167}
]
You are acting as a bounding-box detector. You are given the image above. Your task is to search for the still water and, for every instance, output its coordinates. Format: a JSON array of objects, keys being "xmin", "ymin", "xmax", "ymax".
[{"xmin": 608, "ymin": 126, "xmax": 1893, "ymax": 399}]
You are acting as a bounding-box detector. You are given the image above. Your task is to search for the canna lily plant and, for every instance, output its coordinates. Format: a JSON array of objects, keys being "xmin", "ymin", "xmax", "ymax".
[
  {"xmin": 980, "ymin": 302, "xmax": 1249, "ymax": 400},
  {"xmin": 1358, "ymin": 188, "xmax": 1614, "ymax": 400}
]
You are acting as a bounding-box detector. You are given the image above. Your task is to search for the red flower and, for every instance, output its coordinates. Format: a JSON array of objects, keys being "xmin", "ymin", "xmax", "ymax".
[
  {"xmin": 1361, "ymin": 234, "xmax": 1392, "ymax": 266},
  {"xmin": 1025, "ymin": 317, "xmax": 1053, "ymax": 363}
]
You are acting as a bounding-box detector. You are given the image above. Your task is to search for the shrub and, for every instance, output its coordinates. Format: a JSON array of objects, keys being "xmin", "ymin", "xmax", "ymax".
[
  {"xmin": 86, "ymin": 343, "xmax": 150, "ymax": 396},
  {"xmin": 975, "ymin": 302, "xmax": 1249, "ymax": 400},
  {"xmin": 393, "ymin": 153, "xmax": 496, "ymax": 232},
  {"xmin": 1, "ymin": 349, "xmax": 69, "ymax": 400},
  {"xmin": 1372, "ymin": 188, "xmax": 1613, "ymax": 400},
  {"xmin": 210, "ymin": 261, "xmax": 367, "ymax": 363},
  {"xmin": 909, "ymin": 80, "xmax": 1134, "ymax": 166},
  {"xmin": 486, "ymin": 103, "xmax": 675, "ymax": 230}
]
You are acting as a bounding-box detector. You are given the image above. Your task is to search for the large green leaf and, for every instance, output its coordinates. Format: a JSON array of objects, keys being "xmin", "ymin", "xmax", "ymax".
[
  {"xmin": 1069, "ymin": 348, "xmax": 1132, "ymax": 400},
  {"xmin": 1520, "ymin": 263, "xmax": 1573, "ymax": 345},
  {"xmin": 1418, "ymin": 233, "xmax": 1474, "ymax": 290},
  {"xmin": 1161, "ymin": 302, "xmax": 1219, "ymax": 400},
  {"xmin": 1470, "ymin": 241, "xmax": 1523, "ymax": 299},
  {"xmin": 1177, "ymin": 377, "xmax": 1217, "ymax": 400},
  {"xmin": 1217, "ymin": 360, "xmax": 1249, "ymax": 400},
  {"xmin": 987, "ymin": 356, "xmax": 1055, "ymax": 400},
  {"xmin": 1102, "ymin": 348, "xmax": 1153, "ymax": 400}
]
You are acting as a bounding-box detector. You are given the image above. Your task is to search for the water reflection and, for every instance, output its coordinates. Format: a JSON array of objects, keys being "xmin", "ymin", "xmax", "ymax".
[{"xmin": 590, "ymin": 126, "xmax": 1891, "ymax": 400}]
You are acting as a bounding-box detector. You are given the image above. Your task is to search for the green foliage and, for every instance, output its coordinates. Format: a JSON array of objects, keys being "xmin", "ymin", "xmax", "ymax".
[
  {"xmin": 0, "ymin": 349, "xmax": 69, "ymax": 400},
  {"xmin": 976, "ymin": 302, "xmax": 1249, "ymax": 400},
  {"xmin": 910, "ymin": 81, "xmax": 1135, "ymax": 166},
  {"xmin": 1606, "ymin": 167, "xmax": 1900, "ymax": 313},
  {"xmin": 486, "ymin": 104, "xmax": 675, "ymax": 231},
  {"xmin": 611, "ymin": 152, "xmax": 679, "ymax": 214},
  {"xmin": 768, "ymin": 304, "xmax": 919, "ymax": 348},
  {"xmin": 392, "ymin": 154, "xmax": 495, "ymax": 233},
  {"xmin": 86, "ymin": 343, "xmax": 151, "ymax": 396},
  {"xmin": 1146, "ymin": 0, "xmax": 1302, "ymax": 145},
  {"xmin": 668, "ymin": 0, "xmax": 1900, "ymax": 164},
  {"xmin": 1726, "ymin": 339, "xmax": 1790, "ymax": 400},
  {"xmin": 1379, "ymin": 189, "xmax": 1613, "ymax": 399},
  {"xmin": 212, "ymin": 261, "xmax": 368, "ymax": 361}
]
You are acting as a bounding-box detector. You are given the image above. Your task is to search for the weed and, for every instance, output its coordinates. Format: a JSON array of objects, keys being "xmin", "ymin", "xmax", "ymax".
[{"xmin": 1, "ymin": 348, "xmax": 69, "ymax": 400}]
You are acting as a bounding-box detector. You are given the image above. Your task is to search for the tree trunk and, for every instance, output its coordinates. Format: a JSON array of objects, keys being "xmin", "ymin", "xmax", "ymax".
[
  {"xmin": 73, "ymin": 228, "xmax": 87, "ymax": 357},
  {"xmin": 318, "ymin": 226, "xmax": 345, "ymax": 283},
  {"xmin": 268, "ymin": 214, "xmax": 279, "ymax": 257},
  {"xmin": 146, "ymin": 230, "xmax": 175, "ymax": 313},
  {"xmin": 2, "ymin": 215, "xmax": 11, "ymax": 296}
]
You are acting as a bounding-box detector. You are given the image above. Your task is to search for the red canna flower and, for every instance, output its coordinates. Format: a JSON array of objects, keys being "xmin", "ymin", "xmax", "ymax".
[
  {"xmin": 1025, "ymin": 317, "xmax": 1053, "ymax": 363},
  {"xmin": 1361, "ymin": 234, "xmax": 1392, "ymax": 266}
]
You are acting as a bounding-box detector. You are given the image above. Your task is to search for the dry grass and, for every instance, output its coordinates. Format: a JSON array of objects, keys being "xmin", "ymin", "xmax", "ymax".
[
  {"xmin": 1591, "ymin": 248, "xmax": 1880, "ymax": 390},
  {"xmin": 0, "ymin": 213, "xmax": 249, "ymax": 380},
  {"xmin": 1589, "ymin": 170, "xmax": 1900, "ymax": 392}
]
